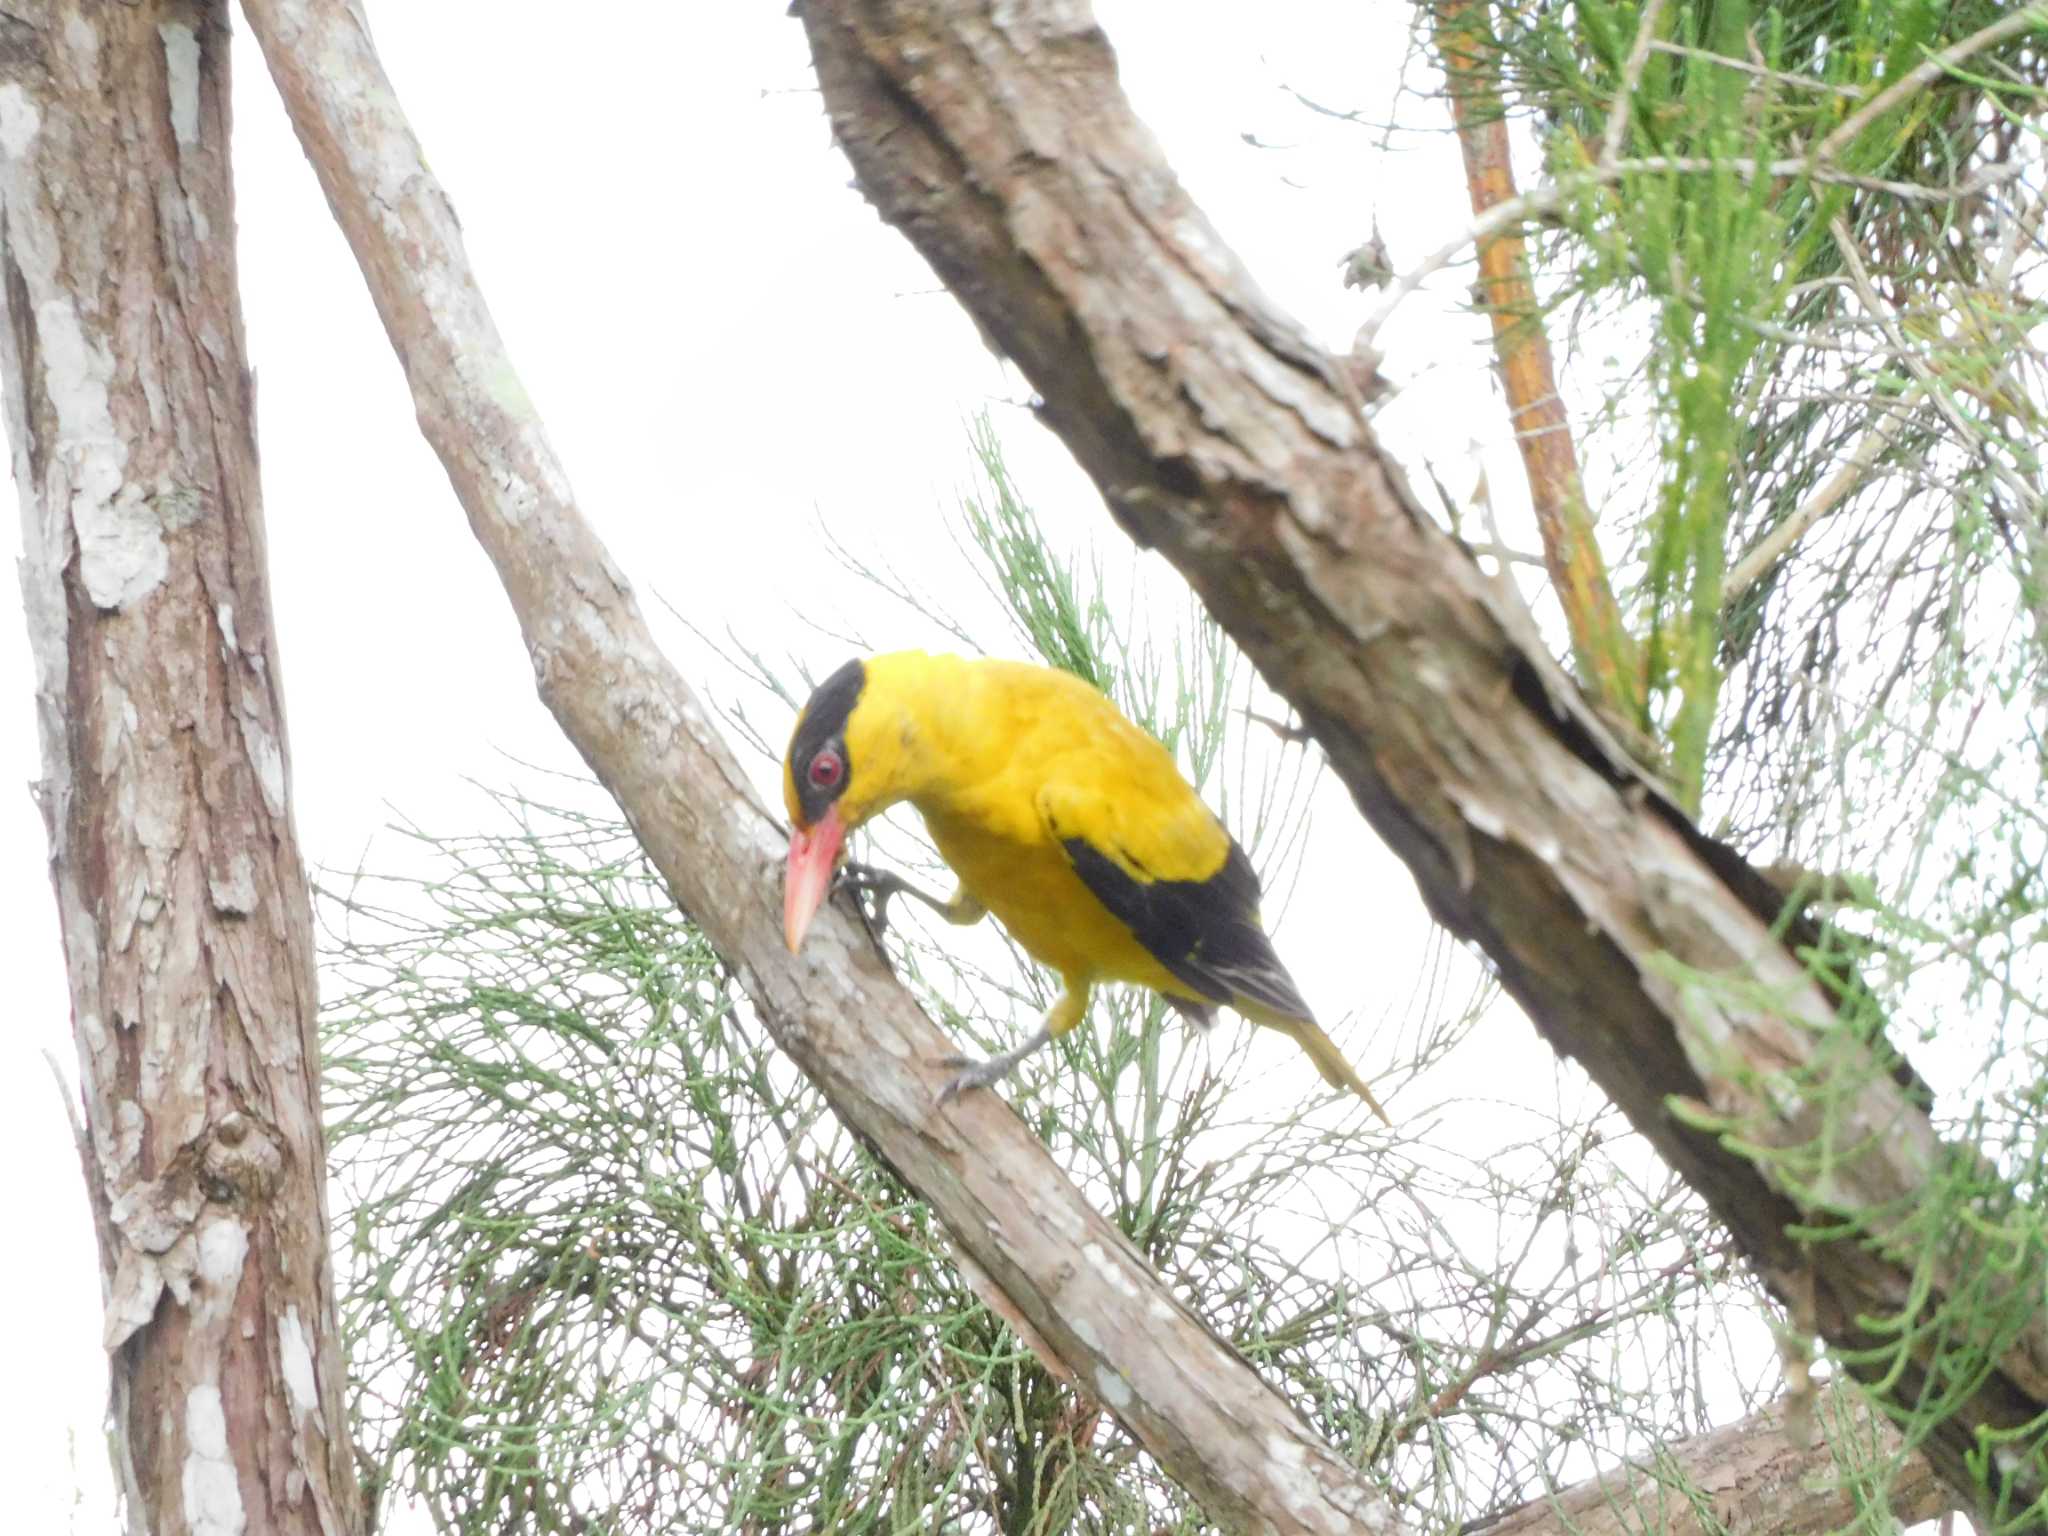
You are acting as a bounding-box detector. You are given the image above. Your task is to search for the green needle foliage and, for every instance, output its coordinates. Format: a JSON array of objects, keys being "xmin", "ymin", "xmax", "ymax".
[
  {"xmin": 1412, "ymin": 1, "xmax": 2048, "ymax": 1517},
  {"xmin": 1460, "ymin": 0, "xmax": 2046, "ymax": 813},
  {"xmin": 323, "ymin": 427, "xmax": 1771, "ymax": 1533}
]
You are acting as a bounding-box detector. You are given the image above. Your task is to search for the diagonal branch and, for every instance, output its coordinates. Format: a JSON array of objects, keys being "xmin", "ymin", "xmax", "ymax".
[
  {"xmin": 1430, "ymin": 0, "xmax": 1643, "ymax": 724},
  {"xmin": 236, "ymin": 2, "xmax": 1399, "ymax": 1531},
  {"xmin": 1472, "ymin": 1393, "xmax": 1947, "ymax": 1536},
  {"xmin": 792, "ymin": 0, "xmax": 2048, "ymax": 1522},
  {"xmin": 1815, "ymin": 5, "xmax": 2048, "ymax": 163},
  {"xmin": 1722, "ymin": 393, "xmax": 1918, "ymax": 605}
]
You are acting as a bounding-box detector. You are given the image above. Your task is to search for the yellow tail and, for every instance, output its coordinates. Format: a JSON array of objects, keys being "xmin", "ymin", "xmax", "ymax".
[{"xmin": 1247, "ymin": 1009, "xmax": 1392, "ymax": 1126}]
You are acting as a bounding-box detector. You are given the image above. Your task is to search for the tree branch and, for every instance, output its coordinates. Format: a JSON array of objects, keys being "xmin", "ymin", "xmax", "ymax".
[
  {"xmin": 1470, "ymin": 1394, "xmax": 1947, "ymax": 1536},
  {"xmin": 1430, "ymin": 0, "xmax": 1643, "ymax": 723},
  {"xmin": 791, "ymin": 0, "xmax": 2048, "ymax": 1520},
  {"xmin": 236, "ymin": 2, "xmax": 1402, "ymax": 1531}
]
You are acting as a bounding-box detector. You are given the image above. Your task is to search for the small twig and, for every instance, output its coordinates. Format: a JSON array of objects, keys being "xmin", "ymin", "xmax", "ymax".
[
  {"xmin": 1470, "ymin": 541, "xmax": 1548, "ymax": 570},
  {"xmin": 1240, "ymin": 707, "xmax": 1314, "ymax": 746},
  {"xmin": 1829, "ymin": 218, "xmax": 2029, "ymax": 490},
  {"xmin": 42, "ymin": 1047, "xmax": 88, "ymax": 1156},
  {"xmin": 1360, "ymin": 159, "xmax": 2019, "ymax": 348},
  {"xmin": 1817, "ymin": 5, "xmax": 2048, "ymax": 162},
  {"xmin": 1990, "ymin": 164, "xmax": 2048, "ymax": 296},
  {"xmin": 1600, "ymin": 0, "xmax": 1668, "ymax": 166},
  {"xmin": 1723, "ymin": 391, "xmax": 1919, "ymax": 602},
  {"xmin": 1645, "ymin": 39, "xmax": 1864, "ymax": 99}
]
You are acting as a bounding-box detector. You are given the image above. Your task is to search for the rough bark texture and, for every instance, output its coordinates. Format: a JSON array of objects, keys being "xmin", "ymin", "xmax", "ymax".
[
  {"xmin": 0, "ymin": 3, "xmax": 360, "ymax": 1534},
  {"xmin": 1474, "ymin": 1395, "xmax": 1946, "ymax": 1536},
  {"xmin": 788, "ymin": 0, "xmax": 2045, "ymax": 1521},
  {"xmin": 237, "ymin": 1, "xmax": 1401, "ymax": 1531}
]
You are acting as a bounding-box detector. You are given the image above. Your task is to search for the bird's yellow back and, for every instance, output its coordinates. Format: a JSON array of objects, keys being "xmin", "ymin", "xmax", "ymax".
[
  {"xmin": 784, "ymin": 651, "xmax": 1387, "ymax": 1117},
  {"xmin": 846, "ymin": 654, "xmax": 1227, "ymax": 993}
]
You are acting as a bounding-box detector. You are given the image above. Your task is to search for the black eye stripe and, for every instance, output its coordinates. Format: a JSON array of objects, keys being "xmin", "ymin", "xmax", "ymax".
[{"xmin": 788, "ymin": 659, "xmax": 865, "ymax": 825}]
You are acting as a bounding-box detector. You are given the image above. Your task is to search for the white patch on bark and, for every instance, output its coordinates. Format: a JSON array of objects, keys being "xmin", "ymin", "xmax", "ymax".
[
  {"xmin": 1453, "ymin": 793, "xmax": 1507, "ymax": 842},
  {"xmin": 1083, "ymin": 1242, "xmax": 1140, "ymax": 1299},
  {"xmin": 110, "ymin": 1170, "xmax": 204, "ymax": 1254},
  {"xmin": 1067, "ymin": 1312, "xmax": 1103, "ymax": 1357},
  {"xmin": 1261, "ymin": 1430, "xmax": 1336, "ymax": 1526},
  {"xmin": 278, "ymin": 1306, "xmax": 321, "ymax": 1431},
  {"xmin": 158, "ymin": 24, "xmax": 201, "ymax": 147},
  {"xmin": 991, "ymin": 0, "xmax": 1094, "ymax": 44},
  {"xmin": 1265, "ymin": 1430, "xmax": 1306, "ymax": 1471},
  {"xmin": 63, "ymin": 13, "xmax": 99, "ymax": 83},
  {"xmin": 95, "ymin": 679, "xmax": 133, "ymax": 777},
  {"xmin": 216, "ymin": 600, "xmax": 237, "ymax": 652},
  {"xmin": 243, "ymin": 716, "xmax": 287, "ymax": 817},
  {"xmin": 1093, "ymin": 1364, "xmax": 1132, "ymax": 1411},
  {"xmin": 209, "ymin": 851, "xmax": 256, "ymax": 915},
  {"xmin": 103, "ymin": 1251, "xmax": 166, "ymax": 1351},
  {"xmin": 193, "ymin": 1214, "xmax": 249, "ymax": 1327},
  {"xmin": 181, "ymin": 1384, "xmax": 247, "ymax": 1536},
  {"xmin": 37, "ymin": 298, "xmax": 165, "ymax": 608},
  {"xmin": 0, "ymin": 84, "xmax": 41, "ymax": 158}
]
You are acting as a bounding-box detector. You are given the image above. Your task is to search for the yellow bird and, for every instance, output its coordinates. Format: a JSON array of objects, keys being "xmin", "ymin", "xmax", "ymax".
[{"xmin": 781, "ymin": 652, "xmax": 1388, "ymax": 1121}]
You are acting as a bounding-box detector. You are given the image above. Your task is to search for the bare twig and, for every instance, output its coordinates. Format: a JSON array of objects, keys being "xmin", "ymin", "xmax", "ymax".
[
  {"xmin": 1723, "ymin": 392, "xmax": 1920, "ymax": 602},
  {"xmin": 1828, "ymin": 218, "xmax": 2033, "ymax": 501},
  {"xmin": 1644, "ymin": 40, "xmax": 1863, "ymax": 100},
  {"xmin": 39, "ymin": 1047, "xmax": 86, "ymax": 1153},
  {"xmin": 1600, "ymin": 0, "xmax": 1669, "ymax": 167},
  {"xmin": 1362, "ymin": 159, "xmax": 2019, "ymax": 347}
]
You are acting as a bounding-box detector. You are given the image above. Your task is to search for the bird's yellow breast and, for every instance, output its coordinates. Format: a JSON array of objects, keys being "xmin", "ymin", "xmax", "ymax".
[{"xmin": 919, "ymin": 800, "xmax": 1187, "ymax": 995}]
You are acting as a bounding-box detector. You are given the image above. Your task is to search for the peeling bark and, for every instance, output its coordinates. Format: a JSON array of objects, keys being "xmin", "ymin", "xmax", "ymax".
[
  {"xmin": 785, "ymin": 0, "xmax": 2043, "ymax": 1520},
  {"xmin": 0, "ymin": 4, "xmax": 359, "ymax": 1533},
  {"xmin": 237, "ymin": 1, "xmax": 1402, "ymax": 1531}
]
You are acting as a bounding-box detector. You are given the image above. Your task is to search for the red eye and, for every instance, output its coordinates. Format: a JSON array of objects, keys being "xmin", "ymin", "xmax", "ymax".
[{"xmin": 808, "ymin": 749, "xmax": 844, "ymax": 790}]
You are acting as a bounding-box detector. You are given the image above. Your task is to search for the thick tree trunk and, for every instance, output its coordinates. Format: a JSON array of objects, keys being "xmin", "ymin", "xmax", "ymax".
[
  {"xmin": 786, "ymin": 0, "xmax": 2043, "ymax": 1521},
  {"xmin": 0, "ymin": 4, "xmax": 359, "ymax": 1533}
]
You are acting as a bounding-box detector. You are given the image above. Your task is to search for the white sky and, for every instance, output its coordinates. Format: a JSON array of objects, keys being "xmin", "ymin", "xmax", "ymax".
[{"xmin": 0, "ymin": 3, "xmax": 1584, "ymax": 1527}]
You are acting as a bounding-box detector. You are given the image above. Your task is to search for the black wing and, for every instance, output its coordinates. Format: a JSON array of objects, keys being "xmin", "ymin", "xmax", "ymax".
[{"xmin": 1062, "ymin": 835, "xmax": 1314, "ymax": 1022}]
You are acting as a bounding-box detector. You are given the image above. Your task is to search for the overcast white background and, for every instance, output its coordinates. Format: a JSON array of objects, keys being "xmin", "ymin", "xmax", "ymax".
[{"xmin": 0, "ymin": 4, "xmax": 1576, "ymax": 1527}]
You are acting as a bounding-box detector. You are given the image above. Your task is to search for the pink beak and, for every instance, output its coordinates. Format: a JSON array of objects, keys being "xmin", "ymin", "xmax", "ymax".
[{"xmin": 783, "ymin": 807, "xmax": 846, "ymax": 953}]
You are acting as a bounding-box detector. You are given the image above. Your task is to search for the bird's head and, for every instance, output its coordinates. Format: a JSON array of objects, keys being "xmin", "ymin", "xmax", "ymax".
[
  {"xmin": 781, "ymin": 657, "xmax": 871, "ymax": 953},
  {"xmin": 782, "ymin": 651, "xmax": 954, "ymax": 951}
]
